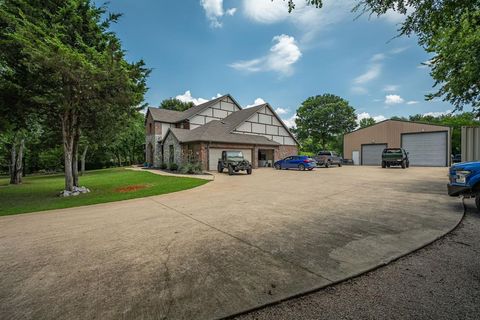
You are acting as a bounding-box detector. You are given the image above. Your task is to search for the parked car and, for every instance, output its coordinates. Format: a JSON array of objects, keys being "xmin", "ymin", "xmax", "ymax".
[
  {"xmin": 452, "ymin": 154, "xmax": 462, "ymax": 163},
  {"xmin": 217, "ymin": 151, "xmax": 252, "ymax": 175},
  {"xmin": 381, "ymin": 148, "xmax": 409, "ymax": 169},
  {"xmin": 314, "ymin": 151, "xmax": 343, "ymax": 167},
  {"xmin": 342, "ymin": 159, "xmax": 354, "ymax": 165},
  {"xmin": 274, "ymin": 156, "xmax": 316, "ymax": 171},
  {"xmin": 448, "ymin": 161, "xmax": 480, "ymax": 211}
]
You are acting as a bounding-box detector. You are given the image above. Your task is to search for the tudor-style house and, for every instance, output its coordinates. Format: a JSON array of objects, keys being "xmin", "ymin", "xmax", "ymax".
[{"xmin": 145, "ymin": 94, "xmax": 299, "ymax": 171}]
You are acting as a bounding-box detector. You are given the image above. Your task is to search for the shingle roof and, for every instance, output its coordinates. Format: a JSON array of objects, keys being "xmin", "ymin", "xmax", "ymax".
[
  {"xmin": 166, "ymin": 120, "xmax": 279, "ymax": 146},
  {"xmin": 148, "ymin": 108, "xmax": 184, "ymax": 123},
  {"xmin": 220, "ymin": 105, "xmax": 264, "ymax": 130},
  {"xmin": 148, "ymin": 94, "xmax": 241, "ymax": 123}
]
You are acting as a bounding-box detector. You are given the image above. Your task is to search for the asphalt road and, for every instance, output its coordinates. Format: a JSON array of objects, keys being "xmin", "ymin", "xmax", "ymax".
[{"xmin": 234, "ymin": 199, "xmax": 480, "ymax": 320}]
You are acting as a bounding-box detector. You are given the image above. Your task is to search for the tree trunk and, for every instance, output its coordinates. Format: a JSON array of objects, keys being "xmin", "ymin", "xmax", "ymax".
[
  {"xmin": 62, "ymin": 111, "xmax": 76, "ymax": 192},
  {"xmin": 80, "ymin": 145, "xmax": 88, "ymax": 176},
  {"xmin": 72, "ymin": 127, "xmax": 80, "ymax": 187},
  {"xmin": 10, "ymin": 140, "xmax": 16, "ymax": 184},
  {"xmin": 9, "ymin": 135, "xmax": 24, "ymax": 185},
  {"xmin": 14, "ymin": 138, "xmax": 24, "ymax": 184}
]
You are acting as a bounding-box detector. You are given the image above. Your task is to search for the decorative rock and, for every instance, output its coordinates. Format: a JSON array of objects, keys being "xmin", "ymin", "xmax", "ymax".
[{"xmin": 58, "ymin": 186, "xmax": 91, "ymax": 197}]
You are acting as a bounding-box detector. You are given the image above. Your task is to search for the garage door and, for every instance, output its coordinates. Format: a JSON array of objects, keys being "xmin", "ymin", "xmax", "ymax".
[
  {"xmin": 208, "ymin": 148, "xmax": 252, "ymax": 171},
  {"xmin": 402, "ymin": 132, "xmax": 447, "ymax": 166},
  {"xmin": 362, "ymin": 144, "xmax": 387, "ymax": 165}
]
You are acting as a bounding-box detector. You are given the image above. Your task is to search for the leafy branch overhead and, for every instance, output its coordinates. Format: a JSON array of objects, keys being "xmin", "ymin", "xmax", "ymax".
[{"xmin": 286, "ymin": 0, "xmax": 480, "ymax": 114}]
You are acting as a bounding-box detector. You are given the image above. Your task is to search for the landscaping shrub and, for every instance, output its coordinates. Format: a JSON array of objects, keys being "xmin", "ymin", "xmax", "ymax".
[
  {"xmin": 169, "ymin": 163, "xmax": 178, "ymax": 171},
  {"xmin": 160, "ymin": 163, "xmax": 167, "ymax": 170},
  {"xmin": 180, "ymin": 162, "xmax": 203, "ymax": 174}
]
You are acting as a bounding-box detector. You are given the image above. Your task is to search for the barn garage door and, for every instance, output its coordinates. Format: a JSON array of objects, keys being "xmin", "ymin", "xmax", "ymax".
[
  {"xmin": 402, "ymin": 132, "xmax": 447, "ymax": 166},
  {"xmin": 208, "ymin": 148, "xmax": 252, "ymax": 171},
  {"xmin": 362, "ymin": 144, "xmax": 387, "ymax": 165}
]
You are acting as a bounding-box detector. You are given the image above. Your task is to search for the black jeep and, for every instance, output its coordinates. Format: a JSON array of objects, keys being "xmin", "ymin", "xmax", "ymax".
[{"xmin": 217, "ymin": 151, "xmax": 252, "ymax": 175}]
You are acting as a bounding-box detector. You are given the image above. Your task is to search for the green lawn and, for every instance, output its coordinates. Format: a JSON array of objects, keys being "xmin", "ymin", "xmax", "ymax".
[{"xmin": 0, "ymin": 168, "xmax": 209, "ymax": 216}]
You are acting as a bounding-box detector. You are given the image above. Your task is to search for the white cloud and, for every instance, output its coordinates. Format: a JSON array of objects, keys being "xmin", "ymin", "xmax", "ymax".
[
  {"xmin": 226, "ymin": 7, "xmax": 237, "ymax": 16},
  {"xmin": 371, "ymin": 53, "xmax": 386, "ymax": 62},
  {"xmin": 200, "ymin": 0, "xmax": 236, "ymax": 28},
  {"xmin": 354, "ymin": 64, "xmax": 381, "ymax": 85},
  {"xmin": 390, "ymin": 47, "xmax": 408, "ymax": 54},
  {"xmin": 245, "ymin": 97, "xmax": 266, "ymax": 108},
  {"xmin": 275, "ymin": 107, "xmax": 288, "ymax": 115},
  {"xmin": 357, "ymin": 112, "xmax": 387, "ymax": 124},
  {"xmin": 385, "ymin": 94, "xmax": 405, "ymax": 104},
  {"xmin": 242, "ymin": 0, "xmax": 355, "ymax": 43},
  {"xmin": 229, "ymin": 34, "xmax": 302, "ymax": 76},
  {"xmin": 384, "ymin": 84, "xmax": 399, "ymax": 92},
  {"xmin": 423, "ymin": 110, "xmax": 452, "ymax": 117},
  {"xmin": 407, "ymin": 100, "xmax": 419, "ymax": 105},
  {"xmin": 175, "ymin": 90, "xmax": 222, "ymax": 105},
  {"xmin": 282, "ymin": 113, "xmax": 298, "ymax": 128}
]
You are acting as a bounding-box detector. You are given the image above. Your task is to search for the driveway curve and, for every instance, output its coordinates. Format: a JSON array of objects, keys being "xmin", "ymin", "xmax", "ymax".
[{"xmin": 0, "ymin": 166, "xmax": 462, "ymax": 320}]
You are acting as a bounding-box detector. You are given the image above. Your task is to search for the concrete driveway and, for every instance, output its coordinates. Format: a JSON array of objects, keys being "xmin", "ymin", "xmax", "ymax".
[{"xmin": 0, "ymin": 166, "xmax": 462, "ymax": 320}]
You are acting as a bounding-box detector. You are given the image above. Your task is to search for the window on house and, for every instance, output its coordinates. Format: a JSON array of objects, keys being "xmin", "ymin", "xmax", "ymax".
[
  {"xmin": 149, "ymin": 123, "xmax": 153, "ymax": 134},
  {"xmin": 169, "ymin": 145, "xmax": 174, "ymax": 163}
]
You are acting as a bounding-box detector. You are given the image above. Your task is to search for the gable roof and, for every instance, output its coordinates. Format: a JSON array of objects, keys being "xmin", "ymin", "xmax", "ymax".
[
  {"xmin": 227, "ymin": 103, "xmax": 300, "ymax": 145},
  {"xmin": 344, "ymin": 118, "xmax": 451, "ymax": 136},
  {"xmin": 164, "ymin": 120, "xmax": 279, "ymax": 146},
  {"xmin": 148, "ymin": 108, "xmax": 183, "ymax": 123},
  {"xmin": 147, "ymin": 94, "xmax": 242, "ymax": 124}
]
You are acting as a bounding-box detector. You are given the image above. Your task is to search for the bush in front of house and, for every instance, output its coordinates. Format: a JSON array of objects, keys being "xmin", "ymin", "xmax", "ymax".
[
  {"xmin": 179, "ymin": 162, "xmax": 203, "ymax": 174},
  {"xmin": 169, "ymin": 163, "xmax": 178, "ymax": 171},
  {"xmin": 160, "ymin": 163, "xmax": 167, "ymax": 170}
]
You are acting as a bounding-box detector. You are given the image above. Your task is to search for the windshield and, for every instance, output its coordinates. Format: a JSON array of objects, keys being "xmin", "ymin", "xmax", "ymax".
[
  {"xmin": 226, "ymin": 151, "xmax": 243, "ymax": 158},
  {"xmin": 384, "ymin": 149, "xmax": 402, "ymax": 154}
]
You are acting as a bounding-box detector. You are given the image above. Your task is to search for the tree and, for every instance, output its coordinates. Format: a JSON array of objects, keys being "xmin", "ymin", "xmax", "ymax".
[
  {"xmin": 159, "ymin": 98, "xmax": 194, "ymax": 112},
  {"xmin": 1, "ymin": 0, "xmax": 149, "ymax": 191},
  {"xmin": 295, "ymin": 94, "xmax": 357, "ymax": 151},
  {"xmin": 359, "ymin": 117, "xmax": 376, "ymax": 128},
  {"xmin": 284, "ymin": 0, "xmax": 480, "ymax": 115}
]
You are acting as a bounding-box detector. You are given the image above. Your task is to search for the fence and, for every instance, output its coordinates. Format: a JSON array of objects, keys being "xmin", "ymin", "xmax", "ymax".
[{"xmin": 461, "ymin": 126, "xmax": 480, "ymax": 162}]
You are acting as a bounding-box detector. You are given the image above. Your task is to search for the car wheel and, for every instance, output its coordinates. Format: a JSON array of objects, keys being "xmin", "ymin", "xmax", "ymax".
[
  {"xmin": 382, "ymin": 161, "xmax": 386, "ymax": 168},
  {"xmin": 401, "ymin": 160, "xmax": 406, "ymax": 169},
  {"xmin": 325, "ymin": 161, "xmax": 330, "ymax": 168},
  {"xmin": 308, "ymin": 168, "xmax": 313, "ymax": 171},
  {"xmin": 406, "ymin": 161, "xmax": 410, "ymax": 168},
  {"xmin": 274, "ymin": 163, "xmax": 281, "ymax": 170},
  {"xmin": 247, "ymin": 168, "xmax": 252, "ymax": 175},
  {"xmin": 217, "ymin": 164, "xmax": 223, "ymax": 173},
  {"xmin": 476, "ymin": 196, "xmax": 480, "ymax": 212},
  {"xmin": 338, "ymin": 163, "xmax": 342, "ymax": 167},
  {"xmin": 228, "ymin": 165, "xmax": 233, "ymax": 175},
  {"xmin": 298, "ymin": 164, "xmax": 305, "ymax": 171}
]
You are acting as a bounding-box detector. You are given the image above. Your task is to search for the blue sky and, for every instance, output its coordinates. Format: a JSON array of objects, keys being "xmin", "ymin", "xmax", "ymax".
[{"xmin": 98, "ymin": 0, "xmax": 454, "ymax": 126}]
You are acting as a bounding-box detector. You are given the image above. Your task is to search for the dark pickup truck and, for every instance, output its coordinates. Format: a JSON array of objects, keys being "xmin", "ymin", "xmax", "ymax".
[
  {"xmin": 381, "ymin": 148, "xmax": 409, "ymax": 169},
  {"xmin": 314, "ymin": 151, "xmax": 343, "ymax": 168}
]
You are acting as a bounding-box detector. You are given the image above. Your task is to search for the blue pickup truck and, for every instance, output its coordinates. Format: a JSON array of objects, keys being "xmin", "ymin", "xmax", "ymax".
[{"xmin": 448, "ymin": 161, "xmax": 480, "ymax": 210}]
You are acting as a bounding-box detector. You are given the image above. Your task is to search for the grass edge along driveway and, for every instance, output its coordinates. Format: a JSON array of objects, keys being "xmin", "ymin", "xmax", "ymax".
[{"xmin": 0, "ymin": 168, "xmax": 209, "ymax": 216}]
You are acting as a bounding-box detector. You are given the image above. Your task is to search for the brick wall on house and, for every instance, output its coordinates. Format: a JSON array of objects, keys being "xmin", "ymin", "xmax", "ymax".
[
  {"xmin": 145, "ymin": 112, "xmax": 163, "ymax": 167},
  {"xmin": 276, "ymin": 145, "xmax": 298, "ymax": 160}
]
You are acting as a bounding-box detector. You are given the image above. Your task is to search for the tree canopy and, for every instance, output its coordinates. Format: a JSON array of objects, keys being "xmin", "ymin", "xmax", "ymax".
[
  {"xmin": 0, "ymin": 0, "xmax": 149, "ymax": 190},
  {"xmin": 359, "ymin": 117, "xmax": 376, "ymax": 128},
  {"xmin": 159, "ymin": 98, "xmax": 194, "ymax": 112},
  {"xmin": 295, "ymin": 94, "xmax": 357, "ymax": 151}
]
